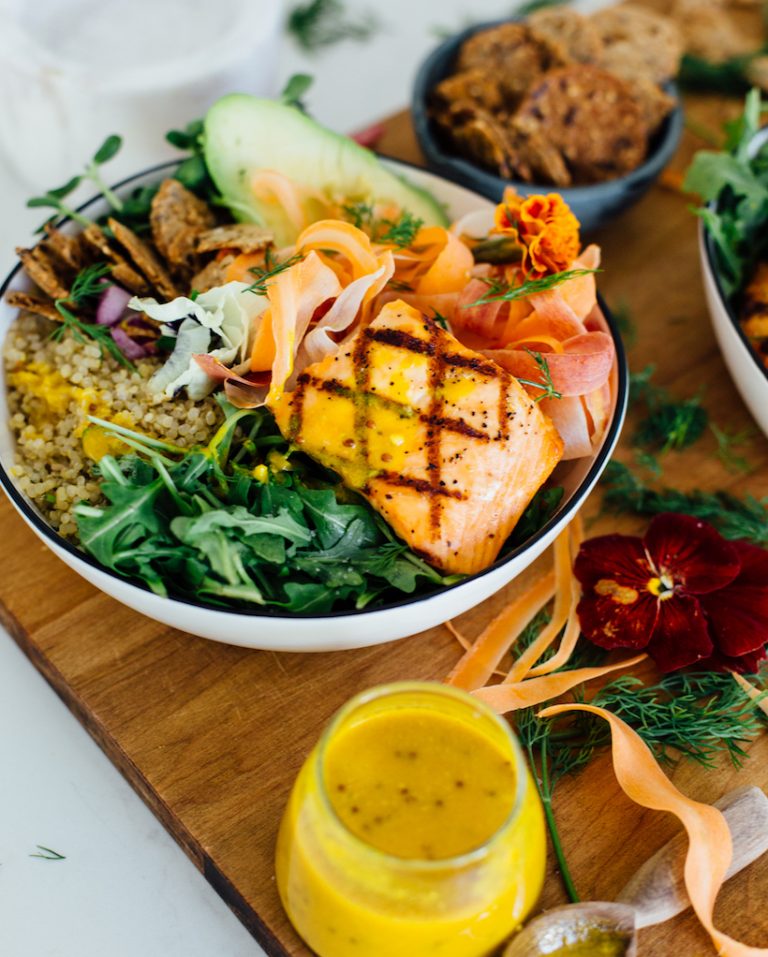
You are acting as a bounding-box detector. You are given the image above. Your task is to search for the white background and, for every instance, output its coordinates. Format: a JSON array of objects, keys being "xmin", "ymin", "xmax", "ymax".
[{"xmin": 0, "ymin": 2, "xmax": 603, "ymax": 955}]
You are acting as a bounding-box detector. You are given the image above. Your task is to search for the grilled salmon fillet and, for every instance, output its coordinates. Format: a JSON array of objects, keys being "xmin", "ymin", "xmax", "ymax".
[{"xmin": 269, "ymin": 300, "xmax": 563, "ymax": 575}]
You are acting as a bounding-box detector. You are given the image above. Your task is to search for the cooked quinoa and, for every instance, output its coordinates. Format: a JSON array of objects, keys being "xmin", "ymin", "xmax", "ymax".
[{"xmin": 3, "ymin": 313, "xmax": 222, "ymax": 539}]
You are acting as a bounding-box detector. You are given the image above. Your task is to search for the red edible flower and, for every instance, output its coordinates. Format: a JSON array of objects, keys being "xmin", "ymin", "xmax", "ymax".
[{"xmin": 574, "ymin": 513, "xmax": 768, "ymax": 674}]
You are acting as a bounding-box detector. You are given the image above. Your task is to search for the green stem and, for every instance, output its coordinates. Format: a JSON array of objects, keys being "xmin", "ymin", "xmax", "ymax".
[
  {"xmin": 538, "ymin": 737, "xmax": 581, "ymax": 904},
  {"xmin": 86, "ymin": 165, "xmax": 124, "ymax": 212}
]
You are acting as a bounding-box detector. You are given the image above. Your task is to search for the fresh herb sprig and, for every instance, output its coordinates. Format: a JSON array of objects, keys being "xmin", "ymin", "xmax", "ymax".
[
  {"xmin": 287, "ymin": 0, "xmax": 379, "ymax": 51},
  {"xmin": 630, "ymin": 365, "xmax": 708, "ymax": 457},
  {"xmin": 245, "ymin": 249, "xmax": 305, "ymax": 296},
  {"xmin": 27, "ymin": 135, "xmax": 123, "ymax": 232},
  {"xmin": 30, "ymin": 845, "xmax": 66, "ymax": 861},
  {"xmin": 600, "ymin": 460, "xmax": 768, "ymax": 545},
  {"xmin": 280, "ymin": 73, "xmax": 315, "ymax": 111},
  {"xmin": 50, "ymin": 263, "xmax": 135, "ymax": 370},
  {"xmin": 378, "ymin": 211, "xmax": 424, "ymax": 248},
  {"xmin": 466, "ymin": 268, "xmax": 598, "ymax": 308},
  {"xmin": 710, "ymin": 422, "xmax": 755, "ymax": 474},
  {"xmin": 517, "ymin": 350, "xmax": 562, "ymax": 403}
]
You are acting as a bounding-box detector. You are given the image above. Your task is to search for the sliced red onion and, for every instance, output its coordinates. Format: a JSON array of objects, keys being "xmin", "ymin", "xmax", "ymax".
[
  {"xmin": 111, "ymin": 325, "xmax": 148, "ymax": 359},
  {"xmin": 96, "ymin": 284, "xmax": 132, "ymax": 326}
]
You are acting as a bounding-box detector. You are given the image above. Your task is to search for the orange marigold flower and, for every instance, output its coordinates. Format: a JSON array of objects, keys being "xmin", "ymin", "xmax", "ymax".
[{"xmin": 493, "ymin": 188, "xmax": 580, "ymax": 277}]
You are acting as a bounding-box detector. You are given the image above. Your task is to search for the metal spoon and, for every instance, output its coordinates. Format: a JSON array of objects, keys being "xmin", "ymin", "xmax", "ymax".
[{"xmin": 504, "ymin": 786, "xmax": 768, "ymax": 957}]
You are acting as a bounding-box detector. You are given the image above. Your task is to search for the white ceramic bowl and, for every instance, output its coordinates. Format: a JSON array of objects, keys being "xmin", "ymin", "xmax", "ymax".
[
  {"xmin": 699, "ymin": 214, "xmax": 768, "ymax": 439},
  {"xmin": 0, "ymin": 161, "xmax": 628, "ymax": 652}
]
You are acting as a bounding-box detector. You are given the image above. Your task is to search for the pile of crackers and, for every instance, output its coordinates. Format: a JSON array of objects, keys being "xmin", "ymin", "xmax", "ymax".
[
  {"xmin": 8, "ymin": 179, "xmax": 272, "ymax": 325},
  {"xmin": 429, "ymin": 3, "xmax": 683, "ymax": 187}
]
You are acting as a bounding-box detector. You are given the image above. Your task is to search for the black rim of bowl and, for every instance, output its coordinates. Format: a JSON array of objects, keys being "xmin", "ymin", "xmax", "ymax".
[
  {"xmin": 0, "ymin": 160, "xmax": 628, "ymax": 620},
  {"xmin": 411, "ymin": 18, "xmax": 685, "ymax": 203}
]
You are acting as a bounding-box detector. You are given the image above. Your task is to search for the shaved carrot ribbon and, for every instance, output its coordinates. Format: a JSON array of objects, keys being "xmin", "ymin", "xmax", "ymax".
[
  {"xmin": 730, "ymin": 672, "xmax": 768, "ymax": 718},
  {"xmin": 446, "ymin": 571, "xmax": 556, "ymax": 691},
  {"xmin": 448, "ymin": 516, "xmax": 585, "ymax": 692},
  {"xmin": 540, "ymin": 704, "xmax": 768, "ymax": 957},
  {"xmin": 473, "ymin": 655, "xmax": 646, "ymax": 713},
  {"xmin": 298, "ymin": 220, "xmax": 379, "ymax": 279},
  {"xmin": 265, "ymin": 251, "xmax": 341, "ymax": 403}
]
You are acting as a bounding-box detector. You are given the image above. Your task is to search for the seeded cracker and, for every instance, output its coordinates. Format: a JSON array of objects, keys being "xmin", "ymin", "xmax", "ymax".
[
  {"xmin": 5, "ymin": 291, "xmax": 62, "ymax": 323},
  {"xmin": 592, "ymin": 4, "xmax": 683, "ymax": 83},
  {"xmin": 452, "ymin": 112, "xmax": 515, "ymax": 178},
  {"xmin": 529, "ymin": 7, "xmax": 604, "ymax": 65},
  {"xmin": 107, "ymin": 218, "xmax": 179, "ymax": 300},
  {"xmin": 150, "ymin": 178, "xmax": 216, "ymax": 272},
  {"xmin": 458, "ymin": 23, "xmax": 567, "ymax": 104},
  {"xmin": 15, "ymin": 247, "xmax": 70, "ymax": 300},
  {"xmin": 41, "ymin": 224, "xmax": 88, "ymax": 272},
  {"xmin": 191, "ymin": 254, "xmax": 236, "ymax": 293},
  {"xmin": 433, "ymin": 70, "xmax": 506, "ymax": 114},
  {"xmin": 507, "ymin": 119, "xmax": 572, "ymax": 187},
  {"xmin": 516, "ymin": 65, "xmax": 647, "ymax": 183},
  {"xmin": 195, "ymin": 224, "xmax": 273, "ymax": 255},
  {"xmin": 81, "ymin": 225, "xmax": 150, "ymax": 295}
]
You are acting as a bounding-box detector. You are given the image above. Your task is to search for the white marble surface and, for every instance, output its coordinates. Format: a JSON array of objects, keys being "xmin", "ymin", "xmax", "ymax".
[{"xmin": 0, "ymin": 2, "xmax": 604, "ymax": 954}]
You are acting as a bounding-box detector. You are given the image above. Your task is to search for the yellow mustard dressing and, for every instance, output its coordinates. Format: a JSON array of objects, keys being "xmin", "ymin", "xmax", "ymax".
[
  {"xmin": 276, "ymin": 683, "xmax": 546, "ymax": 957},
  {"xmin": 8, "ymin": 361, "xmax": 136, "ymax": 460},
  {"xmin": 324, "ymin": 709, "xmax": 517, "ymax": 859}
]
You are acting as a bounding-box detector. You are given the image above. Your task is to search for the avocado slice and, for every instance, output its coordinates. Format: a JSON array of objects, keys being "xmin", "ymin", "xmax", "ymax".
[{"xmin": 203, "ymin": 94, "xmax": 448, "ymax": 246}]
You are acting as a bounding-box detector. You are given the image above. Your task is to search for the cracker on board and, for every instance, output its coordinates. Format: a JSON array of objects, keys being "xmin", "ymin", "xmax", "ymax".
[
  {"xmin": 433, "ymin": 69, "xmax": 506, "ymax": 114},
  {"xmin": 191, "ymin": 254, "xmax": 236, "ymax": 294},
  {"xmin": 15, "ymin": 246, "xmax": 70, "ymax": 300},
  {"xmin": 591, "ymin": 3, "xmax": 683, "ymax": 83},
  {"xmin": 195, "ymin": 224, "xmax": 273, "ymax": 255},
  {"xmin": 529, "ymin": 7, "xmax": 604, "ymax": 64},
  {"xmin": 516, "ymin": 65, "xmax": 647, "ymax": 183},
  {"xmin": 150, "ymin": 178, "xmax": 216, "ymax": 271},
  {"xmin": 457, "ymin": 23, "xmax": 568, "ymax": 104},
  {"xmin": 81, "ymin": 225, "xmax": 151, "ymax": 295},
  {"xmin": 5, "ymin": 290, "xmax": 62, "ymax": 323},
  {"xmin": 107, "ymin": 218, "xmax": 180, "ymax": 300}
]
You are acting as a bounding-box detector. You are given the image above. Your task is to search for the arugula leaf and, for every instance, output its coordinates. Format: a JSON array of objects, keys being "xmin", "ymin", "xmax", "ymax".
[{"xmin": 281, "ymin": 73, "xmax": 314, "ymax": 109}]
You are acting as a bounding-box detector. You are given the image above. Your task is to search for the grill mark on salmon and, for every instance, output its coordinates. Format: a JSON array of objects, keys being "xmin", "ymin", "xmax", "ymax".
[
  {"xmin": 269, "ymin": 301, "xmax": 564, "ymax": 575},
  {"xmin": 375, "ymin": 471, "xmax": 465, "ymax": 499}
]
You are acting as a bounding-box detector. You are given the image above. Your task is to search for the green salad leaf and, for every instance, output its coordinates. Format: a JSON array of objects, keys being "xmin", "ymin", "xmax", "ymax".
[
  {"xmin": 74, "ymin": 404, "xmax": 465, "ymax": 612},
  {"xmin": 685, "ymin": 89, "xmax": 768, "ymax": 297}
]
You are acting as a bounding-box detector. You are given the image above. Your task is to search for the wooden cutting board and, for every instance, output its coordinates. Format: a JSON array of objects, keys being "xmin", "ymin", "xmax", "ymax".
[{"xmin": 2, "ymin": 85, "xmax": 768, "ymax": 955}]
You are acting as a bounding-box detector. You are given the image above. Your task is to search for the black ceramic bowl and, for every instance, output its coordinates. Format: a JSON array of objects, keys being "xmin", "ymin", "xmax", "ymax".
[{"xmin": 411, "ymin": 19, "xmax": 684, "ymax": 234}]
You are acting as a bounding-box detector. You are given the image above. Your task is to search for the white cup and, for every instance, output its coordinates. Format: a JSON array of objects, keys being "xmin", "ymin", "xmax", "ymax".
[{"xmin": 0, "ymin": 0, "xmax": 284, "ymax": 190}]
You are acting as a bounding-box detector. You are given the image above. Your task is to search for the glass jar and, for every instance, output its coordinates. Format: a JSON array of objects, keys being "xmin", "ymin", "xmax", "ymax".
[{"xmin": 275, "ymin": 681, "xmax": 546, "ymax": 957}]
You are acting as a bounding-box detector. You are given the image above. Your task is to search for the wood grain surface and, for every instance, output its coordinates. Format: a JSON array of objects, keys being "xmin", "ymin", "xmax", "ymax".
[{"xmin": 3, "ymin": 86, "xmax": 768, "ymax": 957}]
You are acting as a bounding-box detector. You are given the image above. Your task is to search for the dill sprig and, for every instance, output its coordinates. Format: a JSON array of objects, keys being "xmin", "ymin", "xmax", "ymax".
[
  {"xmin": 30, "ymin": 845, "xmax": 66, "ymax": 861},
  {"xmin": 287, "ymin": 0, "xmax": 378, "ymax": 51},
  {"xmin": 517, "ymin": 350, "xmax": 562, "ymax": 403},
  {"xmin": 465, "ymin": 267, "xmax": 598, "ymax": 308},
  {"xmin": 244, "ymin": 249, "xmax": 304, "ymax": 296},
  {"xmin": 591, "ymin": 672, "xmax": 768, "ymax": 769},
  {"xmin": 600, "ymin": 460, "xmax": 768, "ymax": 545},
  {"xmin": 377, "ymin": 210, "xmax": 424, "ymax": 248},
  {"xmin": 342, "ymin": 201, "xmax": 375, "ymax": 229},
  {"xmin": 515, "ymin": 654, "xmax": 767, "ymax": 901},
  {"xmin": 51, "ymin": 263, "xmax": 136, "ymax": 370},
  {"xmin": 27, "ymin": 134, "xmax": 123, "ymax": 233},
  {"xmin": 630, "ymin": 364, "xmax": 708, "ymax": 458},
  {"xmin": 710, "ymin": 422, "xmax": 755, "ymax": 474}
]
